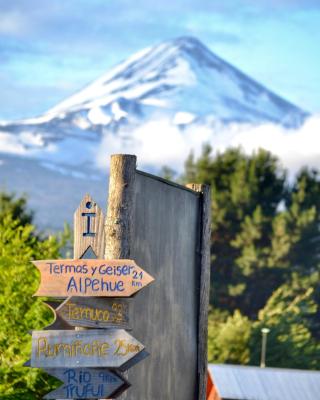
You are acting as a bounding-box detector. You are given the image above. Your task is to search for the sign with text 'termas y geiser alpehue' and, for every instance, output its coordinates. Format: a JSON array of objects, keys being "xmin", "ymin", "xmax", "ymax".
[{"xmin": 32, "ymin": 258, "xmax": 154, "ymax": 297}]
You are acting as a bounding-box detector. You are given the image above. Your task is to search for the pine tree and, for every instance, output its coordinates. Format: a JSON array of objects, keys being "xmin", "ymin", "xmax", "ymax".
[{"xmin": 182, "ymin": 147, "xmax": 320, "ymax": 369}]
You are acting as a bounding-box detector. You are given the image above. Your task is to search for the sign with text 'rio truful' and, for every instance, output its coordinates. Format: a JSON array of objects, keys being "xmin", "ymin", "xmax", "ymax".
[
  {"xmin": 33, "ymin": 259, "xmax": 154, "ymax": 297},
  {"xmin": 31, "ymin": 329, "xmax": 144, "ymax": 369},
  {"xmin": 43, "ymin": 367, "xmax": 129, "ymax": 399}
]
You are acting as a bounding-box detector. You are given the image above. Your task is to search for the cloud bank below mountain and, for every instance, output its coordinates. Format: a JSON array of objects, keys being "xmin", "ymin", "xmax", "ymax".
[{"xmin": 96, "ymin": 114, "xmax": 320, "ymax": 177}]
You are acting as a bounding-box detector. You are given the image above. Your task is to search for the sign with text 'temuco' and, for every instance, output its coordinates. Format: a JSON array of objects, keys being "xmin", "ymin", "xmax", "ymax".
[
  {"xmin": 33, "ymin": 259, "xmax": 154, "ymax": 297},
  {"xmin": 55, "ymin": 297, "xmax": 131, "ymax": 329}
]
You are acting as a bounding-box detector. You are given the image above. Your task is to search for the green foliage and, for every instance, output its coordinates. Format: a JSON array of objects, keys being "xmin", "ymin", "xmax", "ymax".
[
  {"xmin": 208, "ymin": 309, "xmax": 251, "ymax": 364},
  {"xmin": 159, "ymin": 165, "xmax": 177, "ymax": 181},
  {"xmin": 183, "ymin": 146, "xmax": 289, "ymax": 315},
  {"xmin": 0, "ymin": 192, "xmax": 33, "ymax": 226},
  {"xmin": 0, "ymin": 196, "xmax": 66, "ymax": 398},
  {"xmin": 183, "ymin": 146, "xmax": 320, "ymax": 369},
  {"xmin": 250, "ymin": 273, "xmax": 320, "ymax": 368}
]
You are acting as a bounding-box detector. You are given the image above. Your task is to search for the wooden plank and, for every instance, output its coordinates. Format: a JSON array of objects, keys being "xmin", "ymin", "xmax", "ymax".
[
  {"xmin": 56, "ymin": 297, "xmax": 131, "ymax": 329},
  {"xmin": 33, "ymin": 258, "xmax": 154, "ymax": 297},
  {"xmin": 105, "ymin": 154, "xmax": 136, "ymax": 260},
  {"xmin": 128, "ymin": 172, "xmax": 201, "ymax": 399},
  {"xmin": 187, "ymin": 183, "xmax": 211, "ymax": 400},
  {"xmin": 31, "ymin": 329, "xmax": 144, "ymax": 368},
  {"xmin": 43, "ymin": 367, "xmax": 129, "ymax": 399},
  {"xmin": 74, "ymin": 194, "xmax": 105, "ymax": 259},
  {"xmin": 105, "ymin": 154, "xmax": 136, "ymax": 400}
]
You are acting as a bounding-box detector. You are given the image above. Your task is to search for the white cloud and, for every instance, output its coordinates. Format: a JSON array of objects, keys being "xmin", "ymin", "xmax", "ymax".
[
  {"xmin": 96, "ymin": 119, "xmax": 213, "ymax": 172},
  {"xmin": 0, "ymin": 131, "xmax": 26, "ymax": 154},
  {"xmin": 2, "ymin": 112, "xmax": 318, "ymax": 179},
  {"xmin": 227, "ymin": 115, "xmax": 320, "ymax": 176},
  {"xmin": 96, "ymin": 114, "xmax": 320, "ymax": 176}
]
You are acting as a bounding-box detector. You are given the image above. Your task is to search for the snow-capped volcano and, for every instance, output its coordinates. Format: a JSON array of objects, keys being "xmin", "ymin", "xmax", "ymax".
[
  {"xmin": 46, "ymin": 36, "xmax": 307, "ymax": 127},
  {"xmin": 8, "ymin": 36, "xmax": 305, "ymax": 127},
  {"xmin": 0, "ymin": 37, "xmax": 310, "ymax": 229},
  {"xmin": 0, "ymin": 36, "xmax": 308, "ymax": 165}
]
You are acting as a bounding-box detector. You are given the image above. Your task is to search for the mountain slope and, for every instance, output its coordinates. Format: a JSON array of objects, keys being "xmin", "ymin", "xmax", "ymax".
[
  {"xmin": 0, "ymin": 37, "xmax": 308, "ymax": 167},
  {"xmin": 0, "ymin": 36, "xmax": 309, "ymax": 229},
  {"xmin": 47, "ymin": 36, "xmax": 308, "ymax": 127}
]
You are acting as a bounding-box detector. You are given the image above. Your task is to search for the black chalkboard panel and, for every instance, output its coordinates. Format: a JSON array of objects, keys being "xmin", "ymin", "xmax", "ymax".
[{"xmin": 105, "ymin": 156, "xmax": 210, "ymax": 400}]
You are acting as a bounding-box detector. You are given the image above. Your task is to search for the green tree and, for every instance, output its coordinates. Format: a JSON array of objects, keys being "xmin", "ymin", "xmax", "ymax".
[
  {"xmin": 0, "ymin": 192, "xmax": 33, "ymax": 226},
  {"xmin": 183, "ymin": 146, "xmax": 288, "ymax": 316},
  {"xmin": 159, "ymin": 165, "xmax": 177, "ymax": 181},
  {"xmin": 182, "ymin": 147, "xmax": 320, "ymax": 369},
  {"xmin": 249, "ymin": 273, "xmax": 320, "ymax": 369},
  {"xmin": 208, "ymin": 309, "xmax": 251, "ymax": 364},
  {"xmin": 0, "ymin": 195, "xmax": 66, "ymax": 398},
  {"xmin": 285, "ymin": 168, "xmax": 320, "ymax": 274}
]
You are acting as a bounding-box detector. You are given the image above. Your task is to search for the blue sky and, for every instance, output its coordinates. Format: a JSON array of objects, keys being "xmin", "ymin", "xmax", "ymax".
[{"xmin": 0, "ymin": 0, "xmax": 319, "ymax": 120}]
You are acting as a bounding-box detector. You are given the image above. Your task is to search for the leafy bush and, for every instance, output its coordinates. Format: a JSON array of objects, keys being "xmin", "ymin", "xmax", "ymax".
[{"xmin": 0, "ymin": 195, "xmax": 67, "ymax": 398}]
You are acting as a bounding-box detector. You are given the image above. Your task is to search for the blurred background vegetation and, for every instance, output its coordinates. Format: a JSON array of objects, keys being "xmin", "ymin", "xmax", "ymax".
[
  {"xmin": 180, "ymin": 146, "xmax": 320, "ymax": 369},
  {"xmin": 0, "ymin": 194, "xmax": 70, "ymax": 399},
  {"xmin": 0, "ymin": 146, "xmax": 319, "ymax": 397}
]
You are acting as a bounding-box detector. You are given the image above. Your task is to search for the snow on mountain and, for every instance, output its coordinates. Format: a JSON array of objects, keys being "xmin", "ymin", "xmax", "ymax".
[
  {"xmin": 45, "ymin": 36, "xmax": 307, "ymax": 125},
  {"xmin": 0, "ymin": 37, "xmax": 308, "ymax": 163},
  {"xmin": 0, "ymin": 36, "xmax": 311, "ymax": 229}
]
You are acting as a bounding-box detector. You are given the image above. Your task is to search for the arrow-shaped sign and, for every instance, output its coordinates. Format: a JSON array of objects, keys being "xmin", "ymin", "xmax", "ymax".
[
  {"xmin": 43, "ymin": 367, "xmax": 129, "ymax": 399},
  {"xmin": 32, "ymin": 259, "xmax": 154, "ymax": 297},
  {"xmin": 55, "ymin": 297, "xmax": 131, "ymax": 329},
  {"xmin": 31, "ymin": 329, "xmax": 144, "ymax": 369}
]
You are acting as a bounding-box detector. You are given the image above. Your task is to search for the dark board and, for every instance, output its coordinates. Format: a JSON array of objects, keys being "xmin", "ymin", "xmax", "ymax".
[
  {"xmin": 30, "ymin": 329, "xmax": 144, "ymax": 369},
  {"xmin": 43, "ymin": 367, "xmax": 128, "ymax": 399},
  {"xmin": 123, "ymin": 170, "xmax": 201, "ymax": 399},
  {"xmin": 56, "ymin": 297, "xmax": 131, "ymax": 329}
]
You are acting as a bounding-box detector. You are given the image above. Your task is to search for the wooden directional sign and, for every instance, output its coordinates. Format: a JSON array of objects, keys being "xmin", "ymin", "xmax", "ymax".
[
  {"xmin": 33, "ymin": 258, "xmax": 154, "ymax": 297},
  {"xmin": 56, "ymin": 297, "xmax": 131, "ymax": 329},
  {"xmin": 43, "ymin": 367, "xmax": 129, "ymax": 399},
  {"xmin": 31, "ymin": 329, "xmax": 144, "ymax": 368}
]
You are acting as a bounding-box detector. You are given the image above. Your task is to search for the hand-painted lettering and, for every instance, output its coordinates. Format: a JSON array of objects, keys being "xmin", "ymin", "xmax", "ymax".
[
  {"xmin": 67, "ymin": 277, "xmax": 125, "ymax": 293},
  {"xmin": 61, "ymin": 302, "xmax": 126, "ymax": 324},
  {"xmin": 36, "ymin": 337, "xmax": 111, "ymax": 358}
]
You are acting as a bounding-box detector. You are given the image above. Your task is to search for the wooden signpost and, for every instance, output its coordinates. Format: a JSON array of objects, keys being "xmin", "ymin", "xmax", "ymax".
[
  {"xmin": 27, "ymin": 191, "xmax": 155, "ymax": 399},
  {"xmin": 43, "ymin": 368, "xmax": 129, "ymax": 399},
  {"xmin": 33, "ymin": 258, "xmax": 154, "ymax": 297},
  {"xmin": 26, "ymin": 155, "xmax": 211, "ymax": 400}
]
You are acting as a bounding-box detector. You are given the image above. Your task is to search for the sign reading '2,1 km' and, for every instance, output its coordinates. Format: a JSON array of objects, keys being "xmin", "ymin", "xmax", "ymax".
[{"xmin": 33, "ymin": 259, "xmax": 155, "ymax": 297}]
